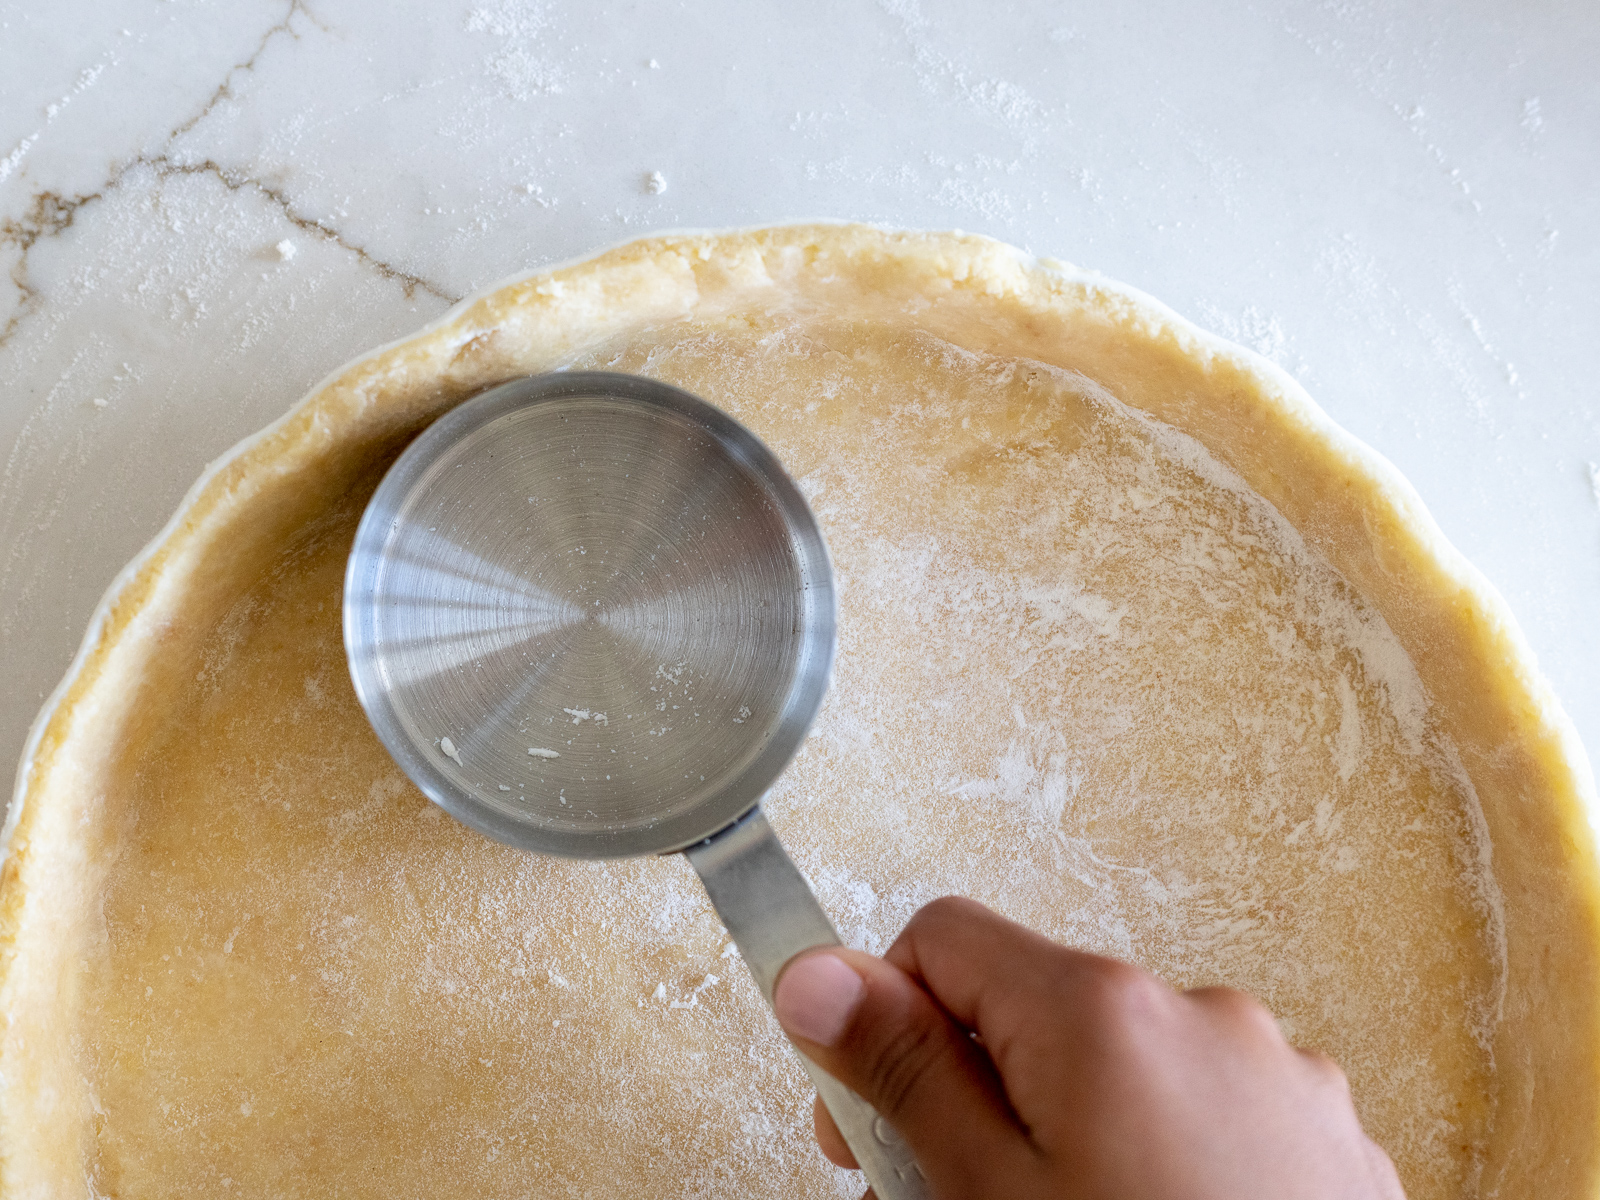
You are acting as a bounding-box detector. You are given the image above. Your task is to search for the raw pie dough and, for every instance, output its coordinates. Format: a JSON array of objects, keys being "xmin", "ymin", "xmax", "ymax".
[{"xmin": 3, "ymin": 226, "xmax": 1599, "ymax": 1199}]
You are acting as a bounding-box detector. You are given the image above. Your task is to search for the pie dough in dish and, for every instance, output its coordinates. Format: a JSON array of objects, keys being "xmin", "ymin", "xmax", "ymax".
[{"xmin": 2, "ymin": 225, "xmax": 1597, "ymax": 1199}]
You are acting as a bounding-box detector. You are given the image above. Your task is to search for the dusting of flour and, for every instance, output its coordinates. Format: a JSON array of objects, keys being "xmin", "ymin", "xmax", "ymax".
[
  {"xmin": 580, "ymin": 316, "xmax": 1506, "ymax": 1199},
  {"xmin": 90, "ymin": 313, "xmax": 1505, "ymax": 1200}
]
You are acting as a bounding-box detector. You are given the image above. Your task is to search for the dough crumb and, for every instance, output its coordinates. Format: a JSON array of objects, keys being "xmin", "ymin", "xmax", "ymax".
[
  {"xmin": 92, "ymin": 397, "xmax": 108, "ymax": 409},
  {"xmin": 668, "ymin": 974, "xmax": 721, "ymax": 1010},
  {"xmin": 648, "ymin": 58, "xmax": 660, "ymax": 69},
  {"xmin": 440, "ymin": 736, "xmax": 464, "ymax": 766},
  {"xmin": 528, "ymin": 747, "xmax": 560, "ymax": 758},
  {"xmin": 274, "ymin": 238, "xmax": 297, "ymax": 261},
  {"xmin": 645, "ymin": 170, "xmax": 667, "ymax": 195}
]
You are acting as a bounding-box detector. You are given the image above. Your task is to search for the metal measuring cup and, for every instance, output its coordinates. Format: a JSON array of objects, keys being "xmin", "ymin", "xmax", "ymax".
[{"xmin": 344, "ymin": 372, "xmax": 929, "ymax": 1198}]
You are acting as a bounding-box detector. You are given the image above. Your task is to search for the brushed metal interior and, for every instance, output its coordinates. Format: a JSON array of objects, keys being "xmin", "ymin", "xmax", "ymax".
[{"xmin": 343, "ymin": 372, "xmax": 837, "ymax": 859}]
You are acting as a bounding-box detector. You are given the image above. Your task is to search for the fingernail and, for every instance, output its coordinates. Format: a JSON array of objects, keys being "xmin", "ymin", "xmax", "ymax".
[{"xmin": 775, "ymin": 953, "xmax": 866, "ymax": 1047}]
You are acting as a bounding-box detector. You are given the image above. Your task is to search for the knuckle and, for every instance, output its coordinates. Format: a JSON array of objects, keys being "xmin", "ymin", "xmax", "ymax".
[
  {"xmin": 1190, "ymin": 985, "xmax": 1282, "ymax": 1039},
  {"xmin": 1072, "ymin": 961, "xmax": 1175, "ymax": 1050},
  {"xmin": 909, "ymin": 895, "xmax": 982, "ymax": 935},
  {"xmin": 1088, "ymin": 960, "xmax": 1170, "ymax": 1022},
  {"xmin": 1299, "ymin": 1047, "xmax": 1353, "ymax": 1091}
]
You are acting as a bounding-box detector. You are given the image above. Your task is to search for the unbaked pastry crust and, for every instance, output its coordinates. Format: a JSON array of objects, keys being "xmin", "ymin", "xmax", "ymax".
[{"xmin": 2, "ymin": 225, "xmax": 1597, "ymax": 1198}]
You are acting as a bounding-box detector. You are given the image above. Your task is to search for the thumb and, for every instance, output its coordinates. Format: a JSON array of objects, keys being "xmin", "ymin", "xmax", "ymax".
[{"xmin": 773, "ymin": 948, "xmax": 1034, "ymax": 1192}]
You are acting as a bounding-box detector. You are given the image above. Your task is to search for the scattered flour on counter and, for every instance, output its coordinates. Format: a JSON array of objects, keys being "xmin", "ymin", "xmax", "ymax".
[
  {"xmin": 878, "ymin": 0, "xmax": 1053, "ymax": 144},
  {"xmin": 0, "ymin": 134, "xmax": 39, "ymax": 184},
  {"xmin": 1195, "ymin": 301, "xmax": 1296, "ymax": 370},
  {"xmin": 1521, "ymin": 97, "xmax": 1543, "ymax": 136},
  {"xmin": 0, "ymin": 61, "xmax": 108, "ymax": 182},
  {"xmin": 464, "ymin": 1, "xmax": 566, "ymax": 99}
]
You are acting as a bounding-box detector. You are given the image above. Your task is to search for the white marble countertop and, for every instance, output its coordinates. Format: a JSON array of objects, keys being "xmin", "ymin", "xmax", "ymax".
[{"xmin": 3, "ymin": 0, "xmax": 1596, "ymax": 803}]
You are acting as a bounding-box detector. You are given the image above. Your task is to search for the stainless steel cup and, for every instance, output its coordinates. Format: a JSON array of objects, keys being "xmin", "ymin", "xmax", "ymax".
[{"xmin": 344, "ymin": 371, "xmax": 928, "ymax": 1198}]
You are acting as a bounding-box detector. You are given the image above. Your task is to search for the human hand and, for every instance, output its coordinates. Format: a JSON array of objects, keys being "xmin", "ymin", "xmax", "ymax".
[{"xmin": 772, "ymin": 896, "xmax": 1404, "ymax": 1200}]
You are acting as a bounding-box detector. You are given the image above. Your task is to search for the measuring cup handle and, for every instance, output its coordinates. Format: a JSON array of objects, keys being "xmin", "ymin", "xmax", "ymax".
[{"xmin": 686, "ymin": 807, "xmax": 933, "ymax": 1200}]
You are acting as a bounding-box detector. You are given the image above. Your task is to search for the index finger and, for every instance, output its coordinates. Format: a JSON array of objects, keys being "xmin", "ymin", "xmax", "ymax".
[{"xmin": 882, "ymin": 896, "xmax": 1158, "ymax": 1134}]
